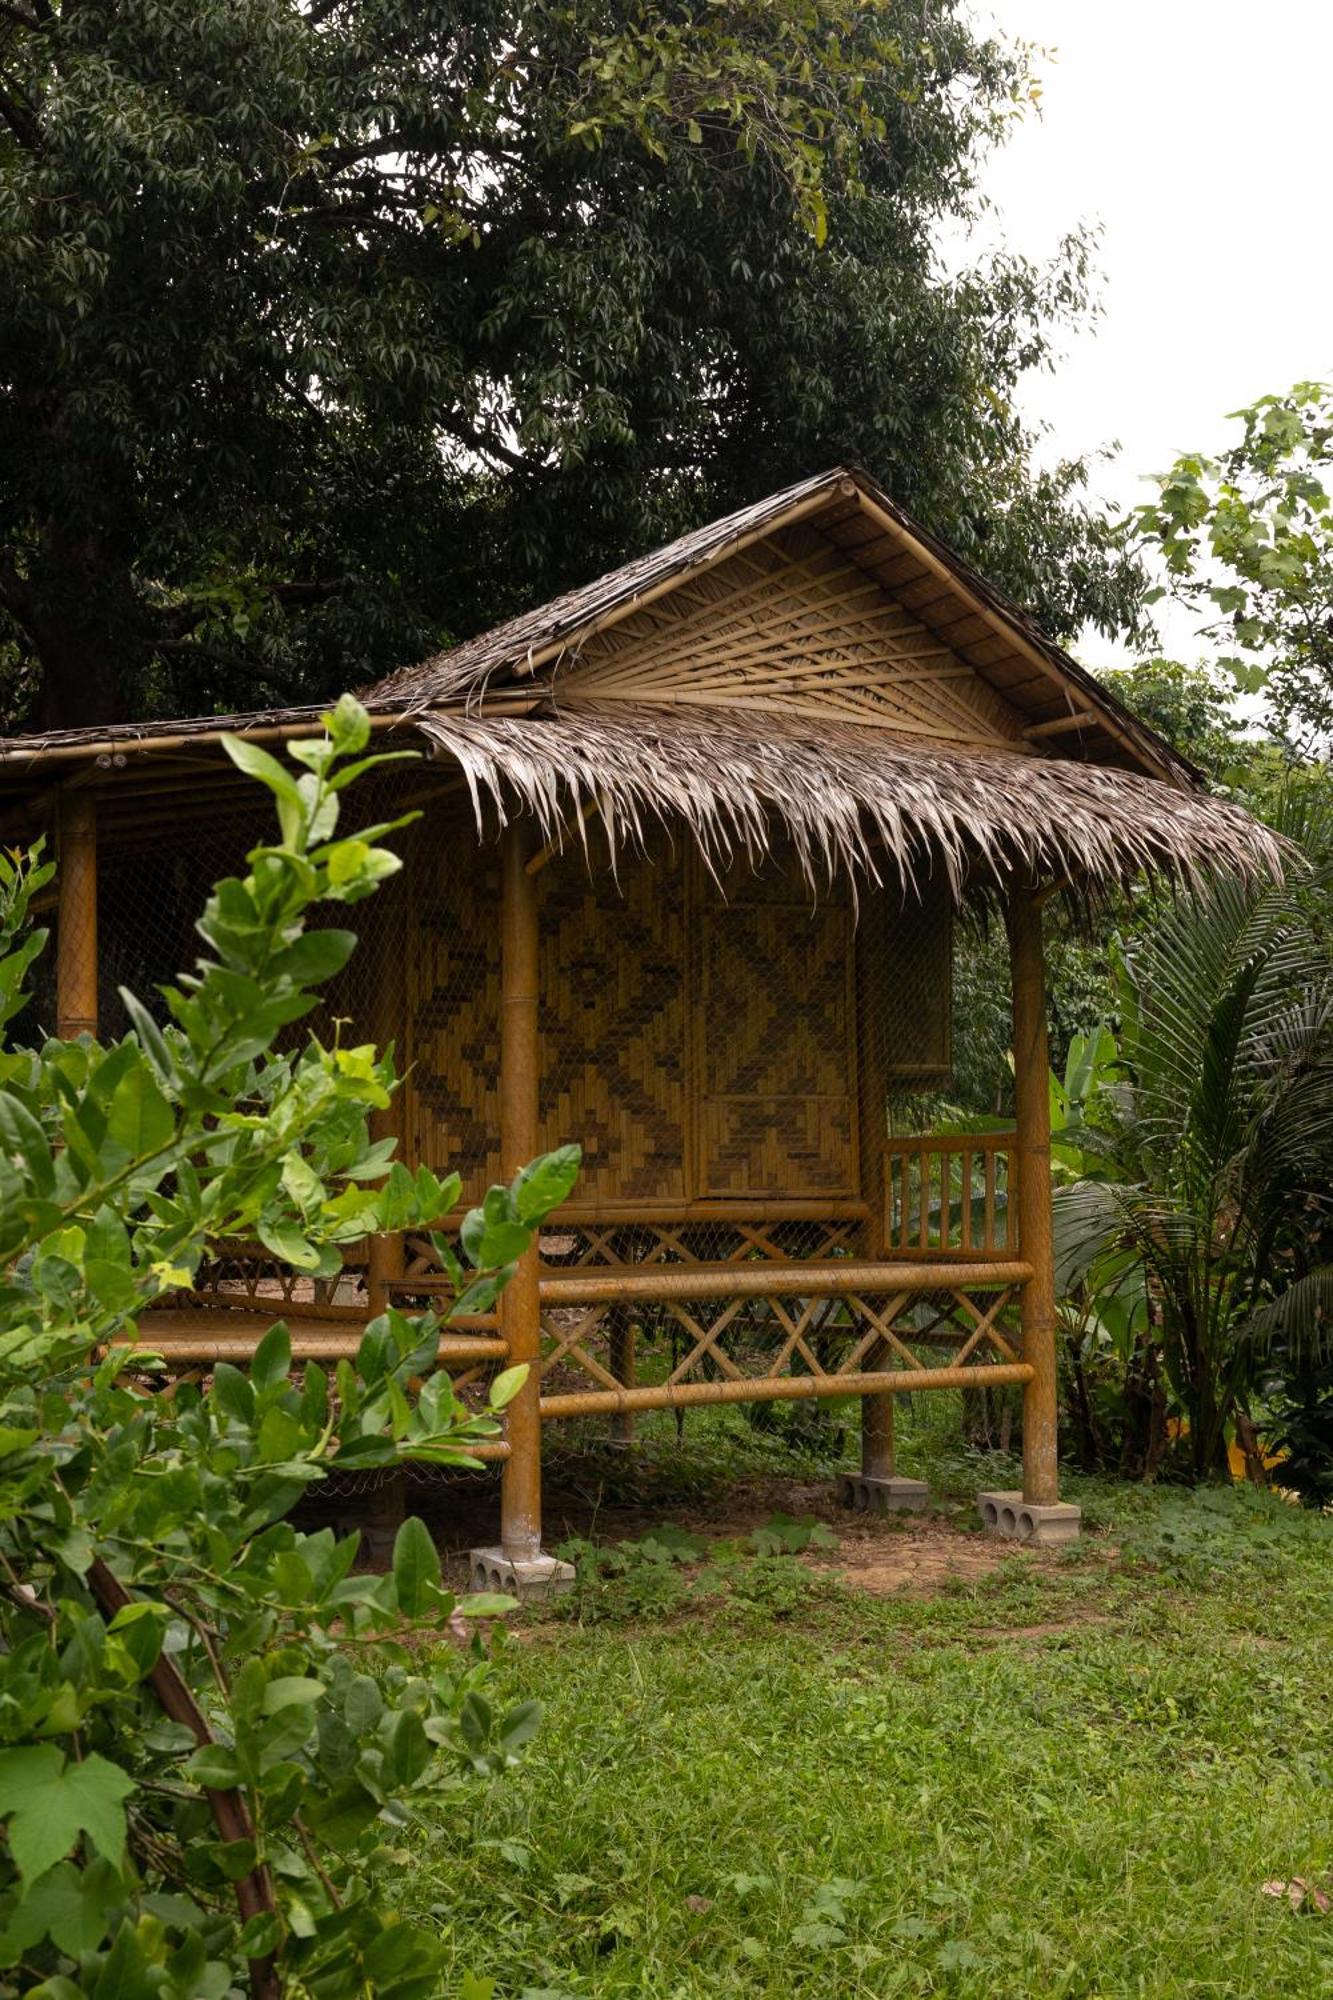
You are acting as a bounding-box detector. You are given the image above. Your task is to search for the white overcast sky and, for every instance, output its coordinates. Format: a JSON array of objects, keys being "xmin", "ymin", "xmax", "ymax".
[{"xmin": 966, "ymin": 0, "xmax": 1333, "ymax": 667}]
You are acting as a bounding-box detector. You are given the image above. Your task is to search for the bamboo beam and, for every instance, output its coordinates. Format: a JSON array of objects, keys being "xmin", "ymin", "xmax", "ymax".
[
  {"xmin": 0, "ymin": 712, "xmax": 413, "ymax": 771},
  {"xmin": 539, "ymin": 1258, "xmax": 1032, "ymax": 1307},
  {"xmin": 498, "ymin": 816, "xmax": 544, "ymax": 1561},
  {"xmin": 109, "ymin": 1330, "xmax": 509, "ymax": 1364},
  {"xmin": 1023, "ymin": 711, "xmax": 1099, "ymax": 740},
  {"xmin": 540, "ymin": 1360, "xmax": 1035, "ymax": 1420},
  {"xmin": 1008, "ymin": 882, "xmax": 1059, "ymax": 1506},
  {"xmin": 427, "ymin": 1198, "xmax": 872, "ymax": 1231},
  {"xmin": 56, "ymin": 788, "xmax": 98, "ymax": 1038}
]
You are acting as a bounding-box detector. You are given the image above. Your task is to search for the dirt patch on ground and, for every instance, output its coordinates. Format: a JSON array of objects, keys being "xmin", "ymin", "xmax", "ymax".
[
  {"xmin": 330, "ymin": 1465, "xmax": 1084, "ymax": 1600},
  {"xmin": 810, "ymin": 1521, "xmax": 1043, "ymax": 1597}
]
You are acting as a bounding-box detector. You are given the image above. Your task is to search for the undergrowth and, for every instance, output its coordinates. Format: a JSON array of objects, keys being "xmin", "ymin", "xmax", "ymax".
[{"xmin": 409, "ymin": 1436, "xmax": 1333, "ymax": 1999}]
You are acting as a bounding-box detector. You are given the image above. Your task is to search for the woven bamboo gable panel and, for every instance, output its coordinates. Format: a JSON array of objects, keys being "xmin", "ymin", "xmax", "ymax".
[{"xmin": 556, "ymin": 522, "xmax": 1027, "ymax": 750}]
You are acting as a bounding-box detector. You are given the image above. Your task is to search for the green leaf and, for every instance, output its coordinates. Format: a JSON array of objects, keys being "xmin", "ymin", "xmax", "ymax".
[
  {"xmin": 250, "ymin": 1320, "xmax": 292, "ymax": 1393},
  {"xmin": 512, "ymin": 1144, "xmax": 581, "ymax": 1223},
  {"xmin": 220, "ymin": 735, "xmax": 305, "ymax": 842},
  {"xmin": 382, "ymin": 1708, "xmax": 432, "ymax": 1788},
  {"xmin": 262, "ymin": 1676, "xmax": 325, "ymax": 1715},
  {"xmin": 211, "ymin": 1361, "xmax": 255, "ymax": 1424},
  {"xmin": 0, "ymin": 1747, "xmax": 134, "ymax": 1883},
  {"xmin": 256, "ymin": 1216, "xmax": 321, "ymax": 1270},
  {"xmin": 106, "ymin": 1067, "xmax": 175, "ymax": 1159},
  {"xmin": 183, "ymin": 1745, "xmax": 242, "ymax": 1790},
  {"xmin": 237, "ymin": 1911, "xmax": 282, "ymax": 1960},
  {"xmin": 497, "ymin": 1699, "xmax": 542, "ymax": 1754},
  {"xmin": 392, "ymin": 1515, "xmax": 441, "ymax": 1617},
  {"xmin": 326, "ymin": 693, "xmax": 372, "ymax": 754},
  {"xmin": 0, "ymin": 1091, "xmax": 54, "ymax": 1195},
  {"xmin": 488, "ymin": 1363, "xmax": 529, "ymax": 1410},
  {"xmin": 0, "ymin": 1857, "xmax": 120, "ymax": 1963},
  {"xmin": 107, "ymin": 1600, "xmax": 167, "ymax": 1678}
]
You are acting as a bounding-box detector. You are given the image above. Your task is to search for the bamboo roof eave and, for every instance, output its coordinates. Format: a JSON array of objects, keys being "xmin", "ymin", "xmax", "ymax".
[{"xmin": 408, "ymin": 703, "xmax": 1288, "ymax": 903}]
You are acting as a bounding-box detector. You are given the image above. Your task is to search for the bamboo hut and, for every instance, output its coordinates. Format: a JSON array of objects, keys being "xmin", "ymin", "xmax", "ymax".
[{"xmin": 0, "ymin": 467, "xmax": 1283, "ymax": 1589}]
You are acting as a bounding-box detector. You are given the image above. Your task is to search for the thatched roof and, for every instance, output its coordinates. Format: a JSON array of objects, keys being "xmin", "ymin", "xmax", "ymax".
[
  {"xmin": 415, "ymin": 704, "xmax": 1285, "ymax": 896},
  {"xmin": 0, "ymin": 466, "xmax": 1286, "ymax": 896},
  {"xmin": 370, "ymin": 466, "xmax": 1193, "ymax": 786}
]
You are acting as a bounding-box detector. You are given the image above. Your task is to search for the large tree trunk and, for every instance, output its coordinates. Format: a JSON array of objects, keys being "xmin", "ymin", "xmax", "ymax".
[
  {"xmin": 33, "ymin": 613, "xmax": 121, "ymax": 731},
  {"xmin": 28, "ymin": 529, "xmax": 125, "ymax": 729}
]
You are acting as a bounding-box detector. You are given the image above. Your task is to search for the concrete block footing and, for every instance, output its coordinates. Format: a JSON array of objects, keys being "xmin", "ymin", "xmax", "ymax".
[
  {"xmin": 977, "ymin": 1489, "xmax": 1082, "ymax": 1547},
  {"xmin": 837, "ymin": 1472, "xmax": 931, "ymax": 1514},
  {"xmin": 468, "ymin": 1546, "xmax": 577, "ymax": 1603}
]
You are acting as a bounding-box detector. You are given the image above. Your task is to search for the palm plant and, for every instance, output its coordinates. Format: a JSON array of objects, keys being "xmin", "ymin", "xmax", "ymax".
[{"xmin": 1055, "ymin": 796, "xmax": 1333, "ymax": 1482}]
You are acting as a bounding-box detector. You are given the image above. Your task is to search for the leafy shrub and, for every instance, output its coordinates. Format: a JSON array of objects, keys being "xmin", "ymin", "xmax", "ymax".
[{"xmin": 0, "ymin": 698, "xmax": 578, "ymax": 1996}]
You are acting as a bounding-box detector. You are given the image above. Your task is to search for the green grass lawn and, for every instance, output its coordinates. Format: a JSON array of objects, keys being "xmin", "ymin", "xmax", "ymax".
[{"xmin": 407, "ymin": 1408, "xmax": 1333, "ymax": 1998}]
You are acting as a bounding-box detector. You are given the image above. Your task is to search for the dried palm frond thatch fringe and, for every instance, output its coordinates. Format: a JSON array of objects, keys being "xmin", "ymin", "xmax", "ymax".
[{"xmin": 414, "ymin": 704, "xmax": 1287, "ymax": 899}]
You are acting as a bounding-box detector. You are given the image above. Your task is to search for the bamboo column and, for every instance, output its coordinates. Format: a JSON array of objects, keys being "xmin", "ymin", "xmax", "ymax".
[
  {"xmin": 56, "ymin": 789, "xmax": 98, "ymax": 1039},
  {"xmin": 855, "ymin": 884, "xmax": 894, "ymax": 1479},
  {"xmin": 366, "ymin": 871, "xmax": 407, "ymax": 1320},
  {"xmin": 499, "ymin": 817, "xmax": 544, "ymax": 1561},
  {"xmin": 607, "ymin": 1307, "xmax": 636, "ymax": 1447},
  {"xmin": 1007, "ymin": 881, "xmax": 1059, "ymax": 1506}
]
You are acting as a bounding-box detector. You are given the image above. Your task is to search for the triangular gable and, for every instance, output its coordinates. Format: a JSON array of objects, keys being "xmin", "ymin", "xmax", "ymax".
[{"xmin": 552, "ymin": 520, "xmax": 1028, "ymax": 753}]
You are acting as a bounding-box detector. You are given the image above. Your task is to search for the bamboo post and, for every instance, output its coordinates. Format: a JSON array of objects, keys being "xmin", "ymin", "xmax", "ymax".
[
  {"xmin": 499, "ymin": 817, "xmax": 544, "ymax": 1561},
  {"xmin": 1007, "ymin": 881, "xmax": 1059, "ymax": 1506},
  {"xmin": 855, "ymin": 884, "xmax": 894, "ymax": 1479},
  {"xmin": 607, "ymin": 1306, "xmax": 636, "ymax": 1447},
  {"xmin": 366, "ymin": 868, "xmax": 407, "ymax": 1320},
  {"xmin": 56, "ymin": 789, "xmax": 98, "ymax": 1039}
]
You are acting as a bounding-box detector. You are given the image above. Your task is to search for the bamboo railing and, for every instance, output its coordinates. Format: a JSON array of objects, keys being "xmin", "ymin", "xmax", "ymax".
[{"xmin": 884, "ymin": 1131, "xmax": 1019, "ymax": 1260}]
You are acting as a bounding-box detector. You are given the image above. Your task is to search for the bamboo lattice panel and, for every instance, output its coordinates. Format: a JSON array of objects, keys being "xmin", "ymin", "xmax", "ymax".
[
  {"xmin": 536, "ymin": 832, "xmax": 686, "ymax": 1201},
  {"xmin": 405, "ymin": 820, "xmax": 867, "ymax": 1206},
  {"xmin": 697, "ymin": 853, "xmax": 856, "ymax": 1197},
  {"xmin": 556, "ymin": 522, "xmax": 1028, "ymax": 749},
  {"xmin": 536, "ymin": 1275, "xmax": 1024, "ymax": 1414},
  {"xmin": 407, "ymin": 808, "xmax": 504, "ymax": 1194}
]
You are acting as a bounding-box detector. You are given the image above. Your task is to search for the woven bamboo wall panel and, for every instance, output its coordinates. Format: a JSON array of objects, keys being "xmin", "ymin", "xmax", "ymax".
[
  {"xmin": 537, "ymin": 836, "xmax": 686, "ymax": 1200},
  {"xmin": 698, "ymin": 1097, "xmax": 856, "ymax": 1197},
  {"xmin": 558, "ymin": 523, "xmax": 1028, "ymax": 750},
  {"xmin": 407, "ymin": 810, "xmax": 504, "ymax": 1195},
  {"xmin": 403, "ymin": 812, "xmax": 864, "ymax": 1204},
  {"xmin": 697, "ymin": 857, "xmax": 857, "ymax": 1195}
]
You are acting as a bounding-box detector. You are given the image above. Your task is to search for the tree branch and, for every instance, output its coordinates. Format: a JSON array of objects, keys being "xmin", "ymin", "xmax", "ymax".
[
  {"xmin": 87, "ymin": 1558, "xmax": 281, "ymax": 2000},
  {"xmin": 438, "ymin": 414, "xmax": 532, "ymax": 476},
  {"xmin": 0, "ymin": 74, "xmax": 40, "ymax": 150}
]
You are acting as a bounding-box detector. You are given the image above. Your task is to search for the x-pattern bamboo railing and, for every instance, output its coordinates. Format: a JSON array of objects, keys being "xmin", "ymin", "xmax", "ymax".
[{"xmin": 535, "ymin": 1263, "xmax": 1029, "ymax": 1420}]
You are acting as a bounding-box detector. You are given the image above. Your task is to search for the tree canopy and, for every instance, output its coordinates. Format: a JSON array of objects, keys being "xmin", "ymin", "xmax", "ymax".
[
  {"xmin": 1137, "ymin": 382, "xmax": 1333, "ymax": 750},
  {"xmin": 1, "ymin": 0, "xmax": 1145, "ymax": 728}
]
